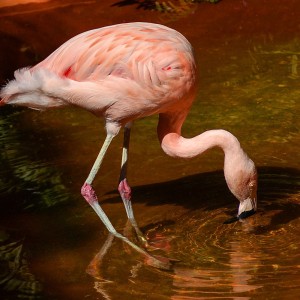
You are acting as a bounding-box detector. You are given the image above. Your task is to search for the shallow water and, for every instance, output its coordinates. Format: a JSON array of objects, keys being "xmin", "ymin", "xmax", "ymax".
[{"xmin": 0, "ymin": 0, "xmax": 299, "ymax": 299}]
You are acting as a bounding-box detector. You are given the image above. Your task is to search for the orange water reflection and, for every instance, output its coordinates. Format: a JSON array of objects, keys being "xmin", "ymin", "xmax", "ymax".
[{"xmin": 0, "ymin": 0, "xmax": 299, "ymax": 299}]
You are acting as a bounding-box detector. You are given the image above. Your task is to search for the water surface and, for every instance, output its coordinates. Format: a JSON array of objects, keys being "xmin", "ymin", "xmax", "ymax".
[{"xmin": 0, "ymin": 0, "xmax": 299, "ymax": 299}]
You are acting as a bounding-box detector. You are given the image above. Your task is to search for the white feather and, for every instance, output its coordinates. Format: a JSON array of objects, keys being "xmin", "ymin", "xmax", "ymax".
[{"xmin": 1, "ymin": 68, "xmax": 68, "ymax": 109}]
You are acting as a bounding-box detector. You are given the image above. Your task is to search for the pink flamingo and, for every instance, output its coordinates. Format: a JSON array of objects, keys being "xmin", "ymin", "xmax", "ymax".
[{"xmin": 0, "ymin": 22, "xmax": 257, "ymax": 267}]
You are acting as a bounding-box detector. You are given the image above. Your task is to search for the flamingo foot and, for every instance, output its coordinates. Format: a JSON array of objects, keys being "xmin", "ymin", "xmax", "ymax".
[
  {"xmin": 144, "ymin": 254, "xmax": 173, "ymax": 270},
  {"xmin": 123, "ymin": 219, "xmax": 154, "ymax": 250},
  {"xmin": 81, "ymin": 182, "xmax": 171, "ymax": 270}
]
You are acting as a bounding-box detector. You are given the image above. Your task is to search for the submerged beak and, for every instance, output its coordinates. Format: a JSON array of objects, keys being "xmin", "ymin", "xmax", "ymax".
[
  {"xmin": 238, "ymin": 181, "xmax": 257, "ymax": 220},
  {"xmin": 224, "ymin": 197, "xmax": 256, "ymax": 224},
  {"xmin": 237, "ymin": 203, "xmax": 256, "ymax": 219},
  {"xmin": 238, "ymin": 197, "xmax": 257, "ymax": 220},
  {"xmin": 224, "ymin": 186, "xmax": 257, "ymax": 224}
]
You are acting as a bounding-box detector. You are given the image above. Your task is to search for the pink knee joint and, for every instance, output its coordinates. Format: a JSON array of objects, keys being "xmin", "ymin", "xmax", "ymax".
[
  {"xmin": 118, "ymin": 179, "xmax": 132, "ymax": 201},
  {"xmin": 81, "ymin": 182, "xmax": 98, "ymax": 205}
]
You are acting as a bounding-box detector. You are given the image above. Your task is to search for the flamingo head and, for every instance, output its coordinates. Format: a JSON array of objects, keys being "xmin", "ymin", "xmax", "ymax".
[
  {"xmin": 224, "ymin": 156, "xmax": 257, "ymax": 223},
  {"xmin": 237, "ymin": 177, "xmax": 257, "ymax": 220}
]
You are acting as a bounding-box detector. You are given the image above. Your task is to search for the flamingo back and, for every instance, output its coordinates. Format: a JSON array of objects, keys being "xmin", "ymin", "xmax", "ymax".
[{"xmin": 1, "ymin": 23, "xmax": 197, "ymax": 123}]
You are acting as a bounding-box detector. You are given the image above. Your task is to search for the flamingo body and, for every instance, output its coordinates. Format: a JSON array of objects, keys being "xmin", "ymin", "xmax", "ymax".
[
  {"xmin": 0, "ymin": 22, "xmax": 257, "ymax": 268},
  {"xmin": 1, "ymin": 23, "xmax": 196, "ymax": 125}
]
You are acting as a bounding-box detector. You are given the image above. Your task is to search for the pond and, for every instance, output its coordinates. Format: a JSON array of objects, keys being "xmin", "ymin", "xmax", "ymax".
[{"xmin": 0, "ymin": 0, "xmax": 299, "ymax": 299}]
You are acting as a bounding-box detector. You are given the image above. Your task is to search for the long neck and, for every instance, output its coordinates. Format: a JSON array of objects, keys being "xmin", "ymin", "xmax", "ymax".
[
  {"xmin": 157, "ymin": 113, "xmax": 252, "ymax": 199},
  {"xmin": 157, "ymin": 113, "xmax": 257, "ymax": 206},
  {"xmin": 157, "ymin": 113, "xmax": 243, "ymax": 159}
]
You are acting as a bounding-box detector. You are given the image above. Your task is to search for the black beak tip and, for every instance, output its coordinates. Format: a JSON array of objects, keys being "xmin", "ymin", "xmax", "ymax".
[
  {"xmin": 238, "ymin": 208, "xmax": 256, "ymax": 220},
  {"xmin": 223, "ymin": 209, "xmax": 256, "ymax": 224}
]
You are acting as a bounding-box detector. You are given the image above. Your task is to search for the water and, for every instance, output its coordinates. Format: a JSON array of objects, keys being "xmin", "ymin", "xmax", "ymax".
[{"xmin": 0, "ymin": 0, "xmax": 299, "ymax": 299}]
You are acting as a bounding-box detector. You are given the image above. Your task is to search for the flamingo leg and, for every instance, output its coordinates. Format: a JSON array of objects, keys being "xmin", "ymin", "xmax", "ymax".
[
  {"xmin": 81, "ymin": 129, "xmax": 170, "ymax": 270},
  {"xmin": 118, "ymin": 123, "xmax": 149, "ymax": 247},
  {"xmin": 81, "ymin": 133, "xmax": 118, "ymax": 234}
]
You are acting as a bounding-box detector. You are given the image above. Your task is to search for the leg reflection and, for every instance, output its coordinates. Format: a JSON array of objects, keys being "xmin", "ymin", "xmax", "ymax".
[{"xmin": 86, "ymin": 233, "xmax": 115, "ymax": 281}]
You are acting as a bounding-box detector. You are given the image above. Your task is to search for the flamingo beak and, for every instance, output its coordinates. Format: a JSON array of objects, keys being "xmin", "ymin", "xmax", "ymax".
[
  {"xmin": 238, "ymin": 181, "xmax": 257, "ymax": 219},
  {"xmin": 224, "ymin": 184, "xmax": 257, "ymax": 224},
  {"xmin": 238, "ymin": 204, "xmax": 256, "ymax": 220},
  {"xmin": 224, "ymin": 199, "xmax": 256, "ymax": 224}
]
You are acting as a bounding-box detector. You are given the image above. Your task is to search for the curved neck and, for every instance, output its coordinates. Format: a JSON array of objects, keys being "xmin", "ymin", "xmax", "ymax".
[
  {"xmin": 157, "ymin": 113, "xmax": 242, "ymax": 159},
  {"xmin": 157, "ymin": 113, "xmax": 257, "ymax": 206}
]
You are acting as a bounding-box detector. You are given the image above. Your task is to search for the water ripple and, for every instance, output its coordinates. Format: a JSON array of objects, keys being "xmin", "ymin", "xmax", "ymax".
[{"xmin": 141, "ymin": 167, "xmax": 300, "ymax": 299}]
